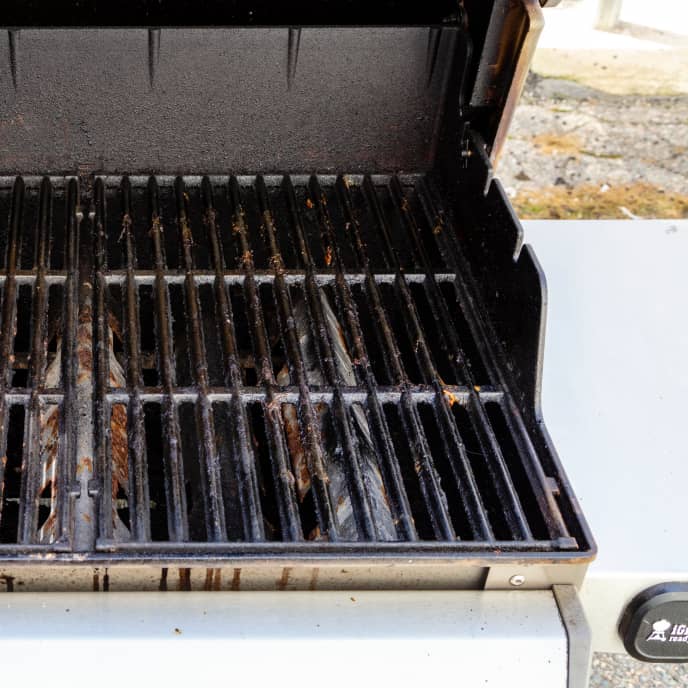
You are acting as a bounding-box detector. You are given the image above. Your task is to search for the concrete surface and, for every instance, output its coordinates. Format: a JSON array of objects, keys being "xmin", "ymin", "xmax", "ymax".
[{"xmin": 533, "ymin": 0, "xmax": 688, "ymax": 95}]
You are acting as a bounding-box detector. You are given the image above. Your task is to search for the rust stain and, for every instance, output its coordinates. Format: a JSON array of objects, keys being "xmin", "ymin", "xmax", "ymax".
[
  {"xmin": 118, "ymin": 213, "xmax": 132, "ymax": 242},
  {"xmin": 108, "ymin": 325, "xmax": 129, "ymax": 535},
  {"xmin": 151, "ymin": 214, "xmax": 163, "ymax": 236},
  {"xmin": 38, "ymin": 399, "xmax": 60, "ymax": 543},
  {"xmin": 204, "ymin": 568, "xmax": 213, "ymax": 591},
  {"xmin": 269, "ymin": 253, "xmax": 282, "ymax": 272},
  {"xmin": 309, "ymin": 567, "xmax": 319, "ymax": 591},
  {"xmin": 159, "ymin": 568, "xmax": 168, "ymax": 591},
  {"xmin": 282, "ymin": 404, "xmax": 311, "ymax": 501},
  {"xmin": 241, "ymin": 249, "xmax": 254, "ymax": 268},
  {"xmin": 443, "ymin": 390, "xmax": 458, "ymax": 407},
  {"xmin": 231, "ymin": 567, "xmax": 241, "ymax": 591},
  {"xmin": 180, "ymin": 217, "xmax": 194, "ymax": 248},
  {"xmin": 77, "ymin": 351, "xmax": 93, "ymax": 380},
  {"xmin": 110, "ymin": 404, "xmax": 128, "ymax": 503},
  {"xmin": 308, "ymin": 525, "xmax": 325, "ymax": 541},
  {"xmin": 107, "ymin": 312, "xmax": 123, "ymax": 341},
  {"xmin": 77, "ymin": 457, "xmax": 93, "ymax": 476},
  {"xmin": 305, "ymin": 198, "xmax": 314, "ymax": 209},
  {"xmin": 203, "ymin": 568, "xmax": 222, "ymax": 591},
  {"xmin": 40, "ymin": 512, "xmax": 57, "ymax": 536},
  {"xmin": 277, "ymin": 566, "xmax": 292, "ymax": 591},
  {"xmin": 82, "ymin": 514, "xmax": 92, "ymax": 523},
  {"xmin": 76, "ymin": 304, "xmax": 94, "ymax": 382},
  {"xmin": 324, "ymin": 245, "xmax": 333, "ymax": 267},
  {"xmin": 178, "ymin": 568, "xmax": 192, "ymax": 591},
  {"xmin": 78, "ymin": 304, "xmax": 93, "ymax": 327},
  {"xmin": 203, "ymin": 207, "xmax": 218, "ymax": 227}
]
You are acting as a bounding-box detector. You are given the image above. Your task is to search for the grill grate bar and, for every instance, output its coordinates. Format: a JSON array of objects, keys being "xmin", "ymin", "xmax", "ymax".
[
  {"xmin": 291, "ymin": 176, "xmax": 418, "ymax": 540},
  {"xmin": 388, "ymin": 176, "xmax": 500, "ymax": 540},
  {"xmin": 175, "ymin": 178, "xmax": 228, "ymax": 542},
  {"xmin": 201, "ymin": 178, "xmax": 278, "ymax": 542},
  {"xmin": 415, "ymin": 177, "xmax": 573, "ymax": 542},
  {"xmin": 117, "ymin": 178, "xmax": 152, "ymax": 542},
  {"xmin": 262, "ymin": 175, "xmax": 385, "ymax": 541},
  {"xmin": 364, "ymin": 177, "xmax": 531, "ymax": 539},
  {"xmin": 58, "ymin": 180, "xmax": 80, "ymax": 547},
  {"xmin": 334, "ymin": 177, "xmax": 457, "ymax": 540},
  {"xmin": 0, "ymin": 178, "xmax": 24, "ymax": 539},
  {"xmin": 3, "ymin": 387, "xmax": 500, "ymax": 403},
  {"xmin": 364, "ymin": 181, "xmax": 494, "ymax": 541},
  {"xmin": 148, "ymin": 177, "xmax": 189, "ymax": 542},
  {"xmin": 94, "ymin": 179, "xmax": 116, "ymax": 542},
  {"xmin": 101, "ymin": 272, "xmax": 459, "ymax": 287},
  {"xmin": 229, "ymin": 176, "xmax": 331, "ymax": 540},
  {"xmin": 328, "ymin": 176, "xmax": 421, "ymax": 540},
  {"xmin": 308, "ymin": 175, "xmax": 458, "ymax": 540},
  {"xmin": 18, "ymin": 178, "xmax": 53, "ymax": 544}
]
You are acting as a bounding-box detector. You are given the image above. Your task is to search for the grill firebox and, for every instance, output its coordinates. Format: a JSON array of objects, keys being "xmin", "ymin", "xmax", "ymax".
[
  {"xmin": 0, "ymin": 1, "xmax": 594, "ymax": 589},
  {"xmin": 0, "ymin": 173, "xmax": 591, "ymax": 580}
]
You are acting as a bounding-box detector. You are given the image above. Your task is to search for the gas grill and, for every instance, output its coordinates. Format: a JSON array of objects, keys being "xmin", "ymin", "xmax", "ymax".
[{"xmin": 0, "ymin": 1, "xmax": 624, "ymax": 686}]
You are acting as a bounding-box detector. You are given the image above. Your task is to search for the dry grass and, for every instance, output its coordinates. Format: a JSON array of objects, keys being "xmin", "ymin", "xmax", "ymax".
[
  {"xmin": 514, "ymin": 182, "xmax": 688, "ymax": 220},
  {"xmin": 531, "ymin": 132, "xmax": 583, "ymax": 157}
]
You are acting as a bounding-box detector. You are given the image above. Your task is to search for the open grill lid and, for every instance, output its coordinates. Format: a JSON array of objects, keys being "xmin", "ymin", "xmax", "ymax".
[{"xmin": 1, "ymin": 0, "xmax": 543, "ymax": 174}]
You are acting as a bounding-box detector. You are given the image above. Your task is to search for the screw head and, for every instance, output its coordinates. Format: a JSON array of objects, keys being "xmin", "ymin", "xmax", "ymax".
[{"xmin": 509, "ymin": 574, "xmax": 526, "ymax": 587}]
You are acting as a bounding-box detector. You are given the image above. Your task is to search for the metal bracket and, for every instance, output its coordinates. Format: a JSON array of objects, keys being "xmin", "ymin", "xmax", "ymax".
[
  {"xmin": 485, "ymin": 564, "xmax": 587, "ymax": 590},
  {"xmin": 462, "ymin": 127, "xmax": 494, "ymax": 196},
  {"xmin": 553, "ymin": 585, "xmax": 592, "ymax": 688}
]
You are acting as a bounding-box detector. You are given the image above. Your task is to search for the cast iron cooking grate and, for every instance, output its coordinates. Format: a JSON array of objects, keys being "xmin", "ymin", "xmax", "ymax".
[{"xmin": 0, "ymin": 174, "xmax": 582, "ymax": 557}]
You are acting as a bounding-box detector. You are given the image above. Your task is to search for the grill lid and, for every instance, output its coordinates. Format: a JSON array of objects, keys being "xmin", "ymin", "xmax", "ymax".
[{"xmin": 1, "ymin": 1, "xmax": 539, "ymax": 173}]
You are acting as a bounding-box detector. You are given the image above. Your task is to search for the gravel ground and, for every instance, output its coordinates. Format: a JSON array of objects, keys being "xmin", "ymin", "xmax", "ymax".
[
  {"xmin": 590, "ymin": 653, "xmax": 688, "ymax": 687},
  {"xmin": 500, "ymin": 73, "xmax": 688, "ymax": 200}
]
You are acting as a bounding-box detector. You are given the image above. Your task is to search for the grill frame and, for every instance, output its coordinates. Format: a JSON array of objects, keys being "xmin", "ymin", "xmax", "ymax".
[{"xmin": 0, "ymin": 172, "xmax": 594, "ymax": 579}]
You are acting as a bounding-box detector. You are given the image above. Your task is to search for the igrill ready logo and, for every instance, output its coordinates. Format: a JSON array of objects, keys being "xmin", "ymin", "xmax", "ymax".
[{"xmin": 647, "ymin": 619, "xmax": 688, "ymax": 644}]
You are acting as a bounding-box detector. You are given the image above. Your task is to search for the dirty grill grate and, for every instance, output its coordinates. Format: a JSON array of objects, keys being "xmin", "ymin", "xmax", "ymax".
[{"xmin": 0, "ymin": 174, "xmax": 582, "ymax": 557}]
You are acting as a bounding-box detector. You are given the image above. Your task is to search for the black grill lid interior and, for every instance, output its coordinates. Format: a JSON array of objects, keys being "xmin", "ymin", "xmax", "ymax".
[
  {"xmin": 1, "ymin": 0, "xmax": 531, "ymax": 175},
  {"xmin": 3, "ymin": 0, "xmax": 460, "ymax": 25}
]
